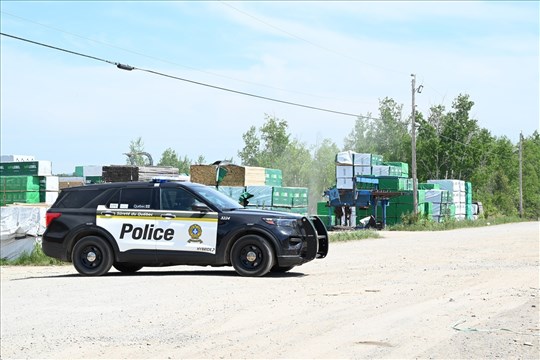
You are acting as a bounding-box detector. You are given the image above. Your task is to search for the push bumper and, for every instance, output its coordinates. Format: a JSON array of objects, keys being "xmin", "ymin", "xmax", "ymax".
[{"xmin": 276, "ymin": 216, "xmax": 329, "ymax": 267}]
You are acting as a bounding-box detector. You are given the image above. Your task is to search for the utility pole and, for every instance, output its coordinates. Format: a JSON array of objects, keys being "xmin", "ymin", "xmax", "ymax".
[
  {"xmin": 519, "ymin": 131, "xmax": 523, "ymax": 217},
  {"xmin": 411, "ymin": 74, "xmax": 418, "ymax": 217}
]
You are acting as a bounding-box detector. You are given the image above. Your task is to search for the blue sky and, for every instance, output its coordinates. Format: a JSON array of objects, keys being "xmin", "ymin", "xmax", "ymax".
[{"xmin": 1, "ymin": 1, "xmax": 538, "ymax": 175}]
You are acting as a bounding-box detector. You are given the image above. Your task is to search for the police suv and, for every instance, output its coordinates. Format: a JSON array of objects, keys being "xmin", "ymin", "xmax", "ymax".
[{"xmin": 42, "ymin": 180, "xmax": 328, "ymax": 277}]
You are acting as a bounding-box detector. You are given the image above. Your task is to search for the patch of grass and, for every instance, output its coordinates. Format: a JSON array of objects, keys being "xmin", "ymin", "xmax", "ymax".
[
  {"xmin": 0, "ymin": 242, "xmax": 66, "ymax": 266},
  {"xmin": 387, "ymin": 215, "xmax": 527, "ymax": 231},
  {"xmin": 329, "ymin": 229, "xmax": 380, "ymax": 242}
]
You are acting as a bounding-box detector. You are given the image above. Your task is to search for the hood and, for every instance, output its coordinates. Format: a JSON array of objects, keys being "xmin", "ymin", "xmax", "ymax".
[{"xmin": 223, "ymin": 207, "xmax": 303, "ymax": 218}]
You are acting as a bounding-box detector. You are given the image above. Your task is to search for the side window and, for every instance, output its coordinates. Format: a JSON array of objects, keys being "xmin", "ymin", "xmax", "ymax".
[
  {"xmin": 105, "ymin": 190, "xmax": 120, "ymax": 209},
  {"xmin": 86, "ymin": 188, "xmax": 119, "ymax": 208},
  {"xmin": 107, "ymin": 188, "xmax": 156, "ymax": 210},
  {"xmin": 161, "ymin": 188, "xmax": 198, "ymax": 211},
  {"xmin": 55, "ymin": 189, "xmax": 102, "ymax": 208}
]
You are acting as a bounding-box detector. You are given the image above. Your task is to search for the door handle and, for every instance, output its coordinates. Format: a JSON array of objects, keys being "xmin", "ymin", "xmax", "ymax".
[
  {"xmin": 101, "ymin": 211, "xmax": 115, "ymax": 217},
  {"xmin": 161, "ymin": 213, "xmax": 176, "ymax": 219}
]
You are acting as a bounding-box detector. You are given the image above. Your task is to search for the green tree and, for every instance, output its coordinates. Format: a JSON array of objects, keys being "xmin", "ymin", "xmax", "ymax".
[
  {"xmin": 178, "ymin": 155, "xmax": 192, "ymax": 175},
  {"xmin": 238, "ymin": 126, "xmax": 261, "ymax": 167},
  {"xmin": 259, "ymin": 115, "xmax": 290, "ymax": 168},
  {"xmin": 158, "ymin": 149, "xmax": 192, "ymax": 175},
  {"xmin": 416, "ymin": 104, "xmax": 445, "ymax": 180},
  {"xmin": 309, "ymin": 139, "xmax": 340, "ymax": 209},
  {"xmin": 238, "ymin": 114, "xmax": 291, "ymax": 169},
  {"xmin": 416, "ymin": 94, "xmax": 484, "ymax": 182},
  {"xmin": 158, "ymin": 148, "xmax": 180, "ymax": 168},
  {"xmin": 344, "ymin": 98, "xmax": 410, "ymax": 163},
  {"xmin": 344, "ymin": 113, "xmax": 376, "ymax": 154},
  {"xmin": 439, "ymin": 94, "xmax": 480, "ymax": 179},
  {"xmin": 521, "ymin": 131, "xmax": 540, "ymax": 218},
  {"xmin": 195, "ymin": 155, "xmax": 206, "ymax": 165},
  {"xmin": 125, "ymin": 137, "xmax": 151, "ymax": 166},
  {"xmin": 280, "ymin": 139, "xmax": 312, "ymax": 187}
]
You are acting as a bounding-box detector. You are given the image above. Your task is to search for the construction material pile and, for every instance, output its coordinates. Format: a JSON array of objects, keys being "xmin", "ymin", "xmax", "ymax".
[
  {"xmin": 0, "ymin": 156, "xmax": 59, "ymax": 206},
  {"xmin": 102, "ymin": 166, "xmax": 179, "ymax": 182},
  {"xmin": 190, "ymin": 164, "xmax": 307, "ymax": 215},
  {"xmin": 335, "ymin": 151, "xmax": 408, "ymax": 190},
  {"xmin": 318, "ymin": 151, "xmax": 475, "ymax": 227},
  {"xmin": 190, "ymin": 165, "xmax": 283, "ymax": 187}
]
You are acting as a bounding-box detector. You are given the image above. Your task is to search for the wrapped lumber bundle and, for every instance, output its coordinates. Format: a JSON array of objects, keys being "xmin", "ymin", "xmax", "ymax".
[
  {"xmin": 137, "ymin": 166, "xmax": 179, "ymax": 181},
  {"xmin": 190, "ymin": 165, "xmax": 265, "ymax": 186},
  {"xmin": 102, "ymin": 166, "xmax": 140, "ymax": 182},
  {"xmin": 102, "ymin": 166, "xmax": 179, "ymax": 182},
  {"xmin": 59, "ymin": 177, "xmax": 86, "ymax": 189}
]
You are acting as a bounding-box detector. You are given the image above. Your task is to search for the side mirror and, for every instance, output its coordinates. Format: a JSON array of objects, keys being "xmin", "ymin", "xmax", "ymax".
[{"xmin": 192, "ymin": 201, "xmax": 211, "ymax": 212}]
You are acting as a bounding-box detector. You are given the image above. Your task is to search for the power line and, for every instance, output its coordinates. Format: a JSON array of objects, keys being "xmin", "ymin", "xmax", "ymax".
[
  {"xmin": 0, "ymin": 32, "xmax": 360, "ymax": 118},
  {"xmin": 0, "ymin": 10, "xmax": 362, "ymax": 104},
  {"xmin": 1, "ymin": 32, "xmax": 119, "ymax": 67}
]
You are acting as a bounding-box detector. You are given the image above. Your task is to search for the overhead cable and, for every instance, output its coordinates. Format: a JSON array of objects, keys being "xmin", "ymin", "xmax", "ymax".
[
  {"xmin": 1, "ymin": 32, "xmax": 360, "ymax": 118},
  {"xmin": 0, "ymin": 10, "xmax": 362, "ymax": 104}
]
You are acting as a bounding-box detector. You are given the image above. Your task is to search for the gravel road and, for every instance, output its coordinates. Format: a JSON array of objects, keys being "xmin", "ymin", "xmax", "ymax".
[{"xmin": 1, "ymin": 221, "xmax": 539, "ymax": 359}]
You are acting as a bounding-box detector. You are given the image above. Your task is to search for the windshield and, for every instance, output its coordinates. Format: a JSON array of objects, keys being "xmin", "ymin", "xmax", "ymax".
[{"xmin": 190, "ymin": 184, "xmax": 243, "ymax": 211}]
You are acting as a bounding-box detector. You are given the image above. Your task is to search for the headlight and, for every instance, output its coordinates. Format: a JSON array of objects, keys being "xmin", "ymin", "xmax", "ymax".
[{"xmin": 262, "ymin": 218, "xmax": 297, "ymax": 227}]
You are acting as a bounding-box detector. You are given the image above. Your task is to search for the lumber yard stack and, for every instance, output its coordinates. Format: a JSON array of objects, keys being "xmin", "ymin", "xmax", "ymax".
[
  {"xmin": 102, "ymin": 165, "xmax": 180, "ymax": 182},
  {"xmin": 191, "ymin": 164, "xmax": 308, "ymax": 215},
  {"xmin": 0, "ymin": 155, "xmax": 59, "ymax": 206},
  {"xmin": 317, "ymin": 150, "xmax": 474, "ymax": 227}
]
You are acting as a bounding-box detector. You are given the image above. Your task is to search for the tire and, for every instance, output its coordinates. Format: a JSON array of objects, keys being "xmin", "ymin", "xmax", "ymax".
[
  {"xmin": 271, "ymin": 265, "xmax": 295, "ymax": 273},
  {"xmin": 230, "ymin": 235, "xmax": 275, "ymax": 277},
  {"xmin": 72, "ymin": 236, "xmax": 114, "ymax": 276},
  {"xmin": 113, "ymin": 263, "xmax": 143, "ymax": 273}
]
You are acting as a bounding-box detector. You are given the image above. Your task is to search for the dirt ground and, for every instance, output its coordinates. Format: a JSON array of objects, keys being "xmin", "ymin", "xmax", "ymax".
[{"xmin": 1, "ymin": 221, "xmax": 539, "ymax": 359}]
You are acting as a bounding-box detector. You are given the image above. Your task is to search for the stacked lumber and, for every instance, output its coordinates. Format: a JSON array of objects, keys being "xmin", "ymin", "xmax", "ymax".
[
  {"xmin": 59, "ymin": 178, "xmax": 85, "ymax": 189},
  {"xmin": 190, "ymin": 165, "xmax": 265, "ymax": 186},
  {"xmin": 102, "ymin": 166, "xmax": 139, "ymax": 182},
  {"xmin": 102, "ymin": 166, "xmax": 179, "ymax": 182},
  {"xmin": 138, "ymin": 166, "xmax": 179, "ymax": 181}
]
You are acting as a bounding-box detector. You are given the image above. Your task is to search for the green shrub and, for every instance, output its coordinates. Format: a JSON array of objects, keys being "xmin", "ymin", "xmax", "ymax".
[
  {"xmin": 388, "ymin": 215, "xmax": 526, "ymax": 231},
  {"xmin": 329, "ymin": 230, "xmax": 380, "ymax": 242},
  {"xmin": 0, "ymin": 242, "xmax": 66, "ymax": 266}
]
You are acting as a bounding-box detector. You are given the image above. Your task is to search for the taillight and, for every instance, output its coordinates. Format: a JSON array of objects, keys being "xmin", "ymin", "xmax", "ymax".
[{"xmin": 46, "ymin": 212, "xmax": 61, "ymax": 227}]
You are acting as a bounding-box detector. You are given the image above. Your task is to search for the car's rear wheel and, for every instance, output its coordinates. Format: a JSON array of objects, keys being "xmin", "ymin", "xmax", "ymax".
[
  {"xmin": 113, "ymin": 263, "xmax": 143, "ymax": 273},
  {"xmin": 230, "ymin": 235, "xmax": 274, "ymax": 277},
  {"xmin": 72, "ymin": 236, "xmax": 113, "ymax": 276}
]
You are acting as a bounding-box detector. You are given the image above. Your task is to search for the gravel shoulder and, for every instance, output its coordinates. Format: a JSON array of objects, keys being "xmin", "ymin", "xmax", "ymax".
[{"xmin": 1, "ymin": 221, "xmax": 539, "ymax": 359}]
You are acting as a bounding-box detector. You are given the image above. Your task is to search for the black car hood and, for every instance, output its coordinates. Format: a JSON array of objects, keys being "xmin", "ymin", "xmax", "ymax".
[{"xmin": 223, "ymin": 207, "xmax": 303, "ymax": 218}]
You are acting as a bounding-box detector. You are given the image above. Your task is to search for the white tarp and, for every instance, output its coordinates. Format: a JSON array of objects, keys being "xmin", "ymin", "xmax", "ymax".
[
  {"xmin": 0, "ymin": 206, "xmax": 47, "ymax": 260},
  {"xmin": 352, "ymin": 153, "xmax": 372, "ymax": 166},
  {"xmin": 336, "ymin": 151, "xmax": 354, "ymax": 165}
]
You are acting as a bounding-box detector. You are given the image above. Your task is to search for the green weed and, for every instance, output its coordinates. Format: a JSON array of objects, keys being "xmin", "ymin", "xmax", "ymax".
[
  {"xmin": 0, "ymin": 242, "xmax": 66, "ymax": 266},
  {"xmin": 388, "ymin": 215, "xmax": 527, "ymax": 231},
  {"xmin": 329, "ymin": 230, "xmax": 380, "ymax": 242}
]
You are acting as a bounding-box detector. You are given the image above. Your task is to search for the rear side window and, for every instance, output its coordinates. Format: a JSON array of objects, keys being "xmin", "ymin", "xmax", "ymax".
[
  {"xmin": 107, "ymin": 188, "xmax": 157, "ymax": 210},
  {"xmin": 54, "ymin": 189, "xmax": 103, "ymax": 209}
]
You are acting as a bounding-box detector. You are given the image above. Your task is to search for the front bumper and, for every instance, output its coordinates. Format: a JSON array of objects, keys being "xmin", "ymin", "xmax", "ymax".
[{"xmin": 276, "ymin": 216, "xmax": 328, "ymax": 267}]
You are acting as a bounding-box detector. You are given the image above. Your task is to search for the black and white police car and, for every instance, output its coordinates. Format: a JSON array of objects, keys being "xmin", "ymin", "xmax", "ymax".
[{"xmin": 42, "ymin": 180, "xmax": 328, "ymax": 277}]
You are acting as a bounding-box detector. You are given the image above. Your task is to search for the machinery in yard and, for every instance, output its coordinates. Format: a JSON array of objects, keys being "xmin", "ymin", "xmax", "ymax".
[{"xmin": 324, "ymin": 176, "xmax": 405, "ymax": 229}]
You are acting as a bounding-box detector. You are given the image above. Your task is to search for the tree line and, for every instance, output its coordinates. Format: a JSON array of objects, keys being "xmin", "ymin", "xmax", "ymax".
[{"xmin": 129, "ymin": 93, "xmax": 539, "ymax": 219}]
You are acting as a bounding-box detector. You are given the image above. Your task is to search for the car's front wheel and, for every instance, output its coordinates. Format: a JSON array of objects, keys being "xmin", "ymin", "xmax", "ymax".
[
  {"xmin": 230, "ymin": 235, "xmax": 275, "ymax": 277},
  {"xmin": 72, "ymin": 236, "xmax": 113, "ymax": 276}
]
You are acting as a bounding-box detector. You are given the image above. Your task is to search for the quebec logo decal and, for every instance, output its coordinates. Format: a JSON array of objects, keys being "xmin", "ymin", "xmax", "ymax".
[{"xmin": 188, "ymin": 224, "xmax": 203, "ymax": 243}]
